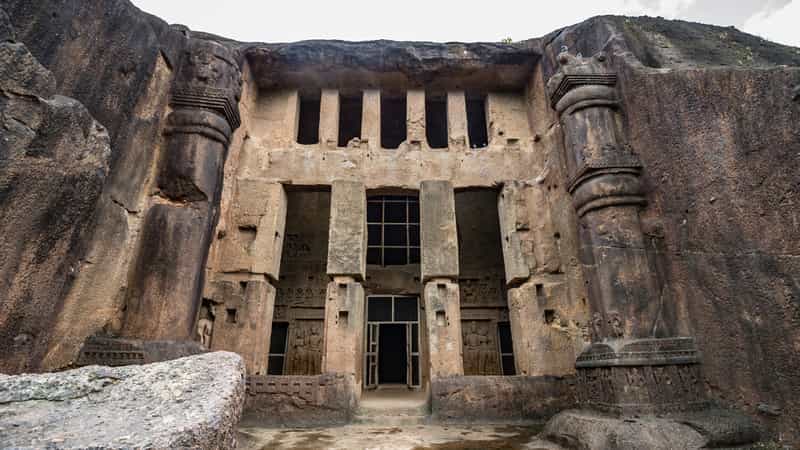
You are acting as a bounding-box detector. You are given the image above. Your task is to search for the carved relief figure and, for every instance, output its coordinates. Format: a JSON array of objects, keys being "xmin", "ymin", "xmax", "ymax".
[
  {"xmin": 590, "ymin": 312, "xmax": 604, "ymax": 341},
  {"xmin": 463, "ymin": 321, "xmax": 481, "ymax": 375},
  {"xmin": 290, "ymin": 327, "xmax": 308, "ymax": 374},
  {"xmin": 608, "ymin": 312, "xmax": 625, "ymax": 338},
  {"xmin": 308, "ymin": 324, "xmax": 323, "ymax": 374},
  {"xmin": 196, "ymin": 303, "xmax": 216, "ymax": 349}
]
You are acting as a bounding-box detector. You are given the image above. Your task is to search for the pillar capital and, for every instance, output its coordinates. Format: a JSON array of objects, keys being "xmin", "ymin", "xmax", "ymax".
[{"xmin": 171, "ymin": 39, "xmax": 242, "ymax": 132}]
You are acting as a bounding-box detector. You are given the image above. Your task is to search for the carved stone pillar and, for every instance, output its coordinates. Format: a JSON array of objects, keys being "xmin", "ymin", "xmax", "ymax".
[
  {"xmin": 546, "ymin": 50, "xmax": 703, "ymax": 414},
  {"xmin": 122, "ymin": 39, "xmax": 242, "ymax": 341},
  {"xmin": 420, "ymin": 180, "xmax": 463, "ymax": 377},
  {"xmin": 323, "ymin": 181, "xmax": 366, "ymax": 381}
]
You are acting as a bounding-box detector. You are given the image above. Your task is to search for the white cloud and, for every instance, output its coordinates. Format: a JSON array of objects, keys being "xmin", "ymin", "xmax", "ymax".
[{"xmin": 743, "ymin": 0, "xmax": 800, "ymax": 47}]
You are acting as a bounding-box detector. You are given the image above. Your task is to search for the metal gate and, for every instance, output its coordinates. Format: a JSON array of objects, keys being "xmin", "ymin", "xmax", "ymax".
[{"xmin": 364, "ymin": 295, "xmax": 421, "ymax": 389}]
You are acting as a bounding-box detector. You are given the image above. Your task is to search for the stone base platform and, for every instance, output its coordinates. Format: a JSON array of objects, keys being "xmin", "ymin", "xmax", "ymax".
[
  {"xmin": 541, "ymin": 408, "xmax": 762, "ymax": 450},
  {"xmin": 241, "ymin": 373, "xmax": 358, "ymax": 427}
]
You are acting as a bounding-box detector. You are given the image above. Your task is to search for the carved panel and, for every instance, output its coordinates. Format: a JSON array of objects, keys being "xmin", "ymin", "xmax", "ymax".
[
  {"xmin": 285, "ymin": 320, "xmax": 324, "ymax": 375},
  {"xmin": 459, "ymin": 276, "xmax": 506, "ymax": 307},
  {"xmin": 574, "ymin": 363, "xmax": 706, "ymax": 415},
  {"xmin": 461, "ymin": 320, "xmax": 501, "ymax": 376}
]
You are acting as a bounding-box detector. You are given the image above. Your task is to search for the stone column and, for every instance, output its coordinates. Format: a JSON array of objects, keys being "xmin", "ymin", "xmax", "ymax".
[
  {"xmin": 546, "ymin": 50, "xmax": 704, "ymax": 414},
  {"xmin": 319, "ymin": 88, "xmax": 339, "ymax": 148},
  {"xmin": 122, "ymin": 39, "xmax": 242, "ymax": 341},
  {"xmin": 207, "ymin": 181, "xmax": 287, "ymax": 374},
  {"xmin": 420, "ymin": 180, "xmax": 463, "ymax": 377},
  {"xmin": 323, "ymin": 181, "xmax": 366, "ymax": 381},
  {"xmin": 447, "ymin": 91, "xmax": 468, "ymax": 150},
  {"xmin": 361, "ymin": 89, "xmax": 381, "ymax": 149},
  {"xmin": 498, "ymin": 181, "xmax": 574, "ymax": 376},
  {"xmin": 407, "ymin": 89, "xmax": 426, "ymax": 148}
]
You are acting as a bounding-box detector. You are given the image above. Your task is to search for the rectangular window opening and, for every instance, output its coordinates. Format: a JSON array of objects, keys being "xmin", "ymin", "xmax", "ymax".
[
  {"xmin": 366, "ymin": 195, "xmax": 420, "ymax": 266},
  {"xmin": 498, "ymin": 322, "xmax": 516, "ymax": 375},
  {"xmin": 466, "ymin": 92, "xmax": 488, "ymax": 149},
  {"xmin": 425, "ymin": 92, "xmax": 448, "ymax": 149},
  {"xmin": 381, "ymin": 92, "xmax": 407, "ymax": 149},
  {"xmin": 268, "ymin": 322, "xmax": 289, "ymax": 375},
  {"xmin": 338, "ymin": 91, "xmax": 363, "ymax": 147},
  {"xmin": 297, "ymin": 91, "xmax": 321, "ymax": 145}
]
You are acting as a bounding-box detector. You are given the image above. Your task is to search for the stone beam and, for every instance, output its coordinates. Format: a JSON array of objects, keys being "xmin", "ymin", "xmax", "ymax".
[
  {"xmin": 327, "ymin": 180, "xmax": 367, "ymax": 280},
  {"xmin": 420, "ymin": 180, "xmax": 459, "ymax": 281}
]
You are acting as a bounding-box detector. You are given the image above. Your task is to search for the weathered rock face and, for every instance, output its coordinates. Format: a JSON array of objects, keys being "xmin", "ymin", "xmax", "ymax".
[
  {"xmin": 0, "ymin": 0, "xmax": 798, "ymax": 445},
  {"xmin": 0, "ymin": 352, "xmax": 246, "ymax": 449},
  {"xmin": 0, "ymin": 10, "xmax": 111, "ymax": 374},
  {"xmin": 0, "ymin": 0, "xmax": 191, "ymax": 371},
  {"xmin": 536, "ymin": 15, "xmax": 800, "ymax": 441}
]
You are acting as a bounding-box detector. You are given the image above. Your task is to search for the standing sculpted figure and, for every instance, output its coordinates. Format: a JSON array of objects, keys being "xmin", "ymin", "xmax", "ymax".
[
  {"xmin": 308, "ymin": 325, "xmax": 323, "ymax": 374},
  {"xmin": 464, "ymin": 322, "xmax": 481, "ymax": 374}
]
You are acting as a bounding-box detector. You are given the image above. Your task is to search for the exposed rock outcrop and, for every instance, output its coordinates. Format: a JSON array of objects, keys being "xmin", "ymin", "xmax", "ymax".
[
  {"xmin": 0, "ymin": 352, "xmax": 245, "ymax": 449},
  {"xmin": 0, "ymin": 8, "xmax": 111, "ymax": 374}
]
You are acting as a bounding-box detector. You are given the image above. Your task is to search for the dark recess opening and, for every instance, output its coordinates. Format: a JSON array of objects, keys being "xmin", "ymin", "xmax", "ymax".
[
  {"xmin": 378, "ymin": 323, "xmax": 407, "ymax": 384},
  {"xmin": 466, "ymin": 93, "xmax": 488, "ymax": 149},
  {"xmin": 297, "ymin": 91, "xmax": 321, "ymax": 145},
  {"xmin": 267, "ymin": 322, "xmax": 289, "ymax": 375},
  {"xmin": 425, "ymin": 93, "xmax": 448, "ymax": 148},
  {"xmin": 338, "ymin": 91, "xmax": 363, "ymax": 147},
  {"xmin": 381, "ymin": 92, "xmax": 406, "ymax": 149}
]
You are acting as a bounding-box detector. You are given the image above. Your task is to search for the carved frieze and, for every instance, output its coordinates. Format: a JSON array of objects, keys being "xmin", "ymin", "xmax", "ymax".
[{"xmin": 459, "ymin": 276, "xmax": 506, "ymax": 307}]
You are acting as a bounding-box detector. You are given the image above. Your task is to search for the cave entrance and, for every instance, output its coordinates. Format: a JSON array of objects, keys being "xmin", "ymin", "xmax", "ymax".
[{"xmin": 364, "ymin": 295, "xmax": 420, "ymax": 389}]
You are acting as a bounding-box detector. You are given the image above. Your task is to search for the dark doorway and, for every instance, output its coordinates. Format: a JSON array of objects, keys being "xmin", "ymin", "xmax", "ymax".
[{"xmin": 378, "ymin": 323, "xmax": 407, "ymax": 384}]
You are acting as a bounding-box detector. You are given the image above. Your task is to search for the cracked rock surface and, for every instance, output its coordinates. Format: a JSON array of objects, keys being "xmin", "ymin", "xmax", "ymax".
[{"xmin": 0, "ymin": 352, "xmax": 246, "ymax": 449}]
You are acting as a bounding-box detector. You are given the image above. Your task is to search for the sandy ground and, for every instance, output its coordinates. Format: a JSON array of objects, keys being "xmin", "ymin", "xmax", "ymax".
[{"xmin": 237, "ymin": 424, "xmax": 562, "ymax": 450}]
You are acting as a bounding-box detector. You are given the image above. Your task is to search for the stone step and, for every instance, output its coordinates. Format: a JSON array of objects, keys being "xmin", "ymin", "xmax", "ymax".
[
  {"xmin": 352, "ymin": 413, "xmax": 430, "ymax": 426},
  {"xmin": 355, "ymin": 403, "xmax": 431, "ymax": 417}
]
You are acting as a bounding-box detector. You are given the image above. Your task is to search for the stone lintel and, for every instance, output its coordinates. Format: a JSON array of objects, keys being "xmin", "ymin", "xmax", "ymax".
[
  {"xmin": 424, "ymin": 279, "xmax": 463, "ymax": 378},
  {"xmin": 420, "ymin": 180, "xmax": 459, "ymax": 281},
  {"xmin": 326, "ymin": 180, "xmax": 367, "ymax": 279}
]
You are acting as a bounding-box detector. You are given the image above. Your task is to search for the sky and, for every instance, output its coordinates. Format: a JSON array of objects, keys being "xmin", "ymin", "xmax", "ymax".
[{"xmin": 131, "ymin": 0, "xmax": 799, "ymax": 47}]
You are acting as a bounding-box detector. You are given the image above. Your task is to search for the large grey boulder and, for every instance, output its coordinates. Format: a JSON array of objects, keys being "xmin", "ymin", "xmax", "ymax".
[{"xmin": 0, "ymin": 352, "xmax": 246, "ymax": 449}]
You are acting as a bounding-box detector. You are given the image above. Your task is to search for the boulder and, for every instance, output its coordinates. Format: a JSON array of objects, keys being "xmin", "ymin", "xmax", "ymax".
[{"xmin": 0, "ymin": 352, "xmax": 246, "ymax": 449}]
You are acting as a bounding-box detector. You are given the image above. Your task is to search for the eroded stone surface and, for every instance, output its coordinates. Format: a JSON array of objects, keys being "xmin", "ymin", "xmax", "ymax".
[{"xmin": 0, "ymin": 352, "xmax": 245, "ymax": 449}]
